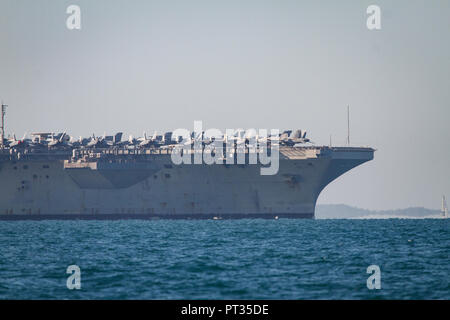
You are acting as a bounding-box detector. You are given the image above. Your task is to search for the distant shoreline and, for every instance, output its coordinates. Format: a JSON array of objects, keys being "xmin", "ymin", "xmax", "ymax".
[{"xmin": 316, "ymin": 204, "xmax": 442, "ymax": 219}]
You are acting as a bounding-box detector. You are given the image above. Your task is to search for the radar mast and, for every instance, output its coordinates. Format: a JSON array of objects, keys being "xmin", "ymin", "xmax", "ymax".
[{"xmin": 0, "ymin": 101, "xmax": 7, "ymax": 148}]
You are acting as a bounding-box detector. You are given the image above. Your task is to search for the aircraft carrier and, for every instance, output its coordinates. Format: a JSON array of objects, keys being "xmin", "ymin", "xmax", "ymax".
[{"xmin": 0, "ymin": 107, "xmax": 374, "ymax": 220}]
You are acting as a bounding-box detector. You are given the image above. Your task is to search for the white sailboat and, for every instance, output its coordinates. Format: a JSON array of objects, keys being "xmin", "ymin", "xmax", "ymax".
[{"xmin": 442, "ymin": 195, "xmax": 448, "ymax": 218}]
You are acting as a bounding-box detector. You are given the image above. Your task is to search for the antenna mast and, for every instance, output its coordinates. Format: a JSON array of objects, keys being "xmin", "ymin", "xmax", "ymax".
[
  {"xmin": 347, "ymin": 105, "xmax": 350, "ymax": 146},
  {"xmin": 0, "ymin": 101, "xmax": 7, "ymax": 148}
]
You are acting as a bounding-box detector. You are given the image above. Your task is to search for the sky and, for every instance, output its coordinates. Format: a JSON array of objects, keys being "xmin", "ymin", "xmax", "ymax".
[{"xmin": 0, "ymin": 0, "xmax": 449, "ymax": 210}]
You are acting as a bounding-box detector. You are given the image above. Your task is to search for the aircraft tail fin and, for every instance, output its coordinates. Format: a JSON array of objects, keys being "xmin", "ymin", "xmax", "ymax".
[
  {"xmin": 114, "ymin": 132, "xmax": 123, "ymax": 144},
  {"xmin": 59, "ymin": 131, "xmax": 66, "ymax": 142}
]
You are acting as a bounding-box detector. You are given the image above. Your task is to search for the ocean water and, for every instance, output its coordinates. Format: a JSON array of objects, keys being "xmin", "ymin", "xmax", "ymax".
[{"xmin": 0, "ymin": 218, "xmax": 448, "ymax": 300}]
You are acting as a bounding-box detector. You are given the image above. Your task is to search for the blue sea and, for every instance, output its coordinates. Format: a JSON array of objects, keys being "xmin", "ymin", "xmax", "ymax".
[{"xmin": 0, "ymin": 219, "xmax": 448, "ymax": 299}]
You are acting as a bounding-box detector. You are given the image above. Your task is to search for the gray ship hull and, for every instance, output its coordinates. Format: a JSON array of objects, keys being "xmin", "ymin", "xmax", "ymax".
[{"xmin": 0, "ymin": 147, "xmax": 374, "ymax": 219}]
